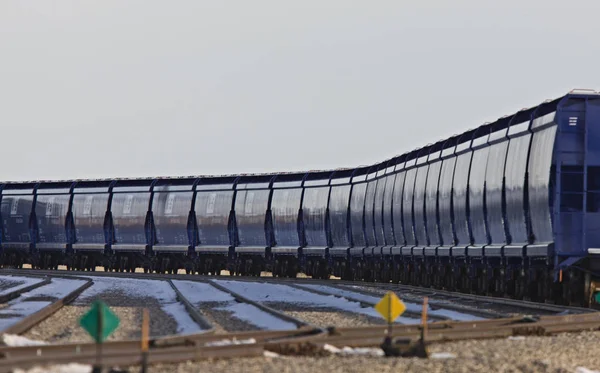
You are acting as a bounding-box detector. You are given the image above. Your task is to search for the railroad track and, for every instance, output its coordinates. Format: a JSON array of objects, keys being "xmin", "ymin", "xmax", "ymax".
[
  {"xmin": 1, "ymin": 268, "xmax": 600, "ymax": 371},
  {"xmin": 1, "ymin": 267, "xmax": 590, "ymax": 320},
  {"xmin": 208, "ymin": 279, "xmax": 312, "ymax": 329},
  {"xmin": 1, "ymin": 312, "xmax": 600, "ymax": 372},
  {"xmin": 335, "ymin": 282, "xmax": 593, "ymax": 317},
  {"xmin": 0, "ymin": 275, "xmax": 51, "ymax": 304},
  {"xmin": 283, "ymin": 282, "xmax": 451, "ymax": 322},
  {"xmin": 1, "ymin": 275, "xmax": 92, "ymax": 335}
]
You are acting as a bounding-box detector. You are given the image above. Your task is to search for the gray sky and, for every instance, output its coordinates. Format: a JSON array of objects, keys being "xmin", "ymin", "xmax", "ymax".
[{"xmin": 1, "ymin": 1, "xmax": 599, "ymax": 182}]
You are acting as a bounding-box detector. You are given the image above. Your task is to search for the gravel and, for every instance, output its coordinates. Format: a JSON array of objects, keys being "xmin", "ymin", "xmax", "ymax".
[
  {"xmin": 23, "ymin": 291, "xmax": 180, "ymax": 343},
  {"xmin": 270, "ymin": 302, "xmax": 386, "ymax": 328},
  {"xmin": 198, "ymin": 302, "xmax": 261, "ymax": 333},
  {"xmin": 120, "ymin": 330, "xmax": 600, "ymax": 373},
  {"xmin": 0, "ymin": 279, "xmax": 22, "ymax": 293}
]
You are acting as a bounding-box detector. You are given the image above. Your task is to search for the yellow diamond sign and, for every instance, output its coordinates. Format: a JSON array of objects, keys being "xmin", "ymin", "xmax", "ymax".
[{"xmin": 375, "ymin": 291, "xmax": 406, "ymax": 323}]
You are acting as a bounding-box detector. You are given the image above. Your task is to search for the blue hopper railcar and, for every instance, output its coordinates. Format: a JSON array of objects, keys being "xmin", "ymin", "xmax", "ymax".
[{"xmin": 1, "ymin": 90, "xmax": 600, "ymax": 306}]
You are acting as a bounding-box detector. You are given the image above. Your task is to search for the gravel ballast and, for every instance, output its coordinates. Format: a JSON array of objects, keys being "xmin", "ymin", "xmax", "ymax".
[
  {"xmin": 271, "ymin": 302, "xmax": 386, "ymax": 328},
  {"xmin": 0, "ymin": 279, "xmax": 22, "ymax": 293},
  {"xmin": 23, "ymin": 291, "xmax": 180, "ymax": 343},
  {"xmin": 198, "ymin": 302, "xmax": 261, "ymax": 333},
  {"xmin": 122, "ymin": 330, "xmax": 600, "ymax": 373}
]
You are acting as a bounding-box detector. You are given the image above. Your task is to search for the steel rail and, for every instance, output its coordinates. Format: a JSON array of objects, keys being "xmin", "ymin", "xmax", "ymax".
[
  {"xmin": 362, "ymin": 282, "xmax": 594, "ymax": 315},
  {"xmin": 167, "ymin": 279, "xmax": 215, "ymax": 333},
  {"xmin": 318, "ymin": 282, "xmax": 507, "ymax": 319},
  {"xmin": 1, "ymin": 314, "xmax": 600, "ymax": 372},
  {"xmin": 0, "ymin": 341, "xmax": 265, "ymax": 373},
  {"xmin": 0, "ymin": 268, "xmax": 592, "ymax": 317},
  {"xmin": 208, "ymin": 279, "xmax": 312, "ymax": 329},
  {"xmin": 283, "ymin": 282, "xmax": 449, "ymax": 322}
]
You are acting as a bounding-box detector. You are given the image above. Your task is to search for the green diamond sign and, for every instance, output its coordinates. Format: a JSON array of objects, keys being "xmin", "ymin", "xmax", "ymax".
[{"xmin": 79, "ymin": 300, "xmax": 120, "ymax": 343}]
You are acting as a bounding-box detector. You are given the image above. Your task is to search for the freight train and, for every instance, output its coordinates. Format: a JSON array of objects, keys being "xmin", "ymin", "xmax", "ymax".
[{"xmin": 2, "ymin": 90, "xmax": 600, "ymax": 306}]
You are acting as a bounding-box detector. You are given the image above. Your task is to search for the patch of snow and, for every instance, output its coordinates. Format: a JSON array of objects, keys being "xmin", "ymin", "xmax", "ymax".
[
  {"xmin": 0, "ymin": 276, "xmax": 44, "ymax": 296},
  {"xmin": 174, "ymin": 281, "xmax": 296, "ymax": 330},
  {"xmin": 299, "ymin": 284, "xmax": 485, "ymax": 321},
  {"xmin": 215, "ymin": 302, "xmax": 296, "ymax": 330},
  {"xmin": 161, "ymin": 302, "xmax": 204, "ymax": 335},
  {"xmin": 205, "ymin": 338, "xmax": 256, "ymax": 347},
  {"xmin": 323, "ymin": 344, "xmax": 342, "ymax": 353},
  {"xmin": 264, "ymin": 350, "xmax": 280, "ymax": 358},
  {"xmin": 22, "ymin": 278, "xmax": 88, "ymax": 299},
  {"xmin": 2, "ymin": 334, "xmax": 47, "ymax": 346},
  {"xmin": 14, "ymin": 363, "xmax": 91, "ymax": 373},
  {"xmin": 576, "ymin": 368, "xmax": 600, "ymax": 373},
  {"xmin": 0, "ymin": 301, "xmax": 50, "ymax": 315},
  {"xmin": 80, "ymin": 276, "xmax": 204, "ymax": 334},
  {"xmin": 213, "ymin": 280, "xmax": 420, "ymax": 324},
  {"xmin": 507, "ymin": 336, "xmax": 526, "ymax": 341},
  {"xmin": 323, "ymin": 344, "xmax": 384, "ymax": 357},
  {"xmin": 0, "ymin": 278, "xmax": 89, "ymax": 331},
  {"xmin": 431, "ymin": 352, "xmax": 456, "ymax": 359},
  {"xmin": 171, "ymin": 280, "xmax": 234, "ymax": 303}
]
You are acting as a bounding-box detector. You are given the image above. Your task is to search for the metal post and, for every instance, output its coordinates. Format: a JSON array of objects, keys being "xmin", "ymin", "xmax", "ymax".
[
  {"xmin": 388, "ymin": 293, "xmax": 392, "ymax": 338},
  {"xmin": 93, "ymin": 307, "xmax": 103, "ymax": 373},
  {"xmin": 141, "ymin": 308, "xmax": 150, "ymax": 373}
]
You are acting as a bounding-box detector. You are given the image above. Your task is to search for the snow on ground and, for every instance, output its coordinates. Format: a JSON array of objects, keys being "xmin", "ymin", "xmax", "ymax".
[
  {"xmin": 80, "ymin": 276, "xmax": 202, "ymax": 334},
  {"xmin": 323, "ymin": 344, "xmax": 385, "ymax": 357},
  {"xmin": 0, "ymin": 276, "xmax": 45, "ymax": 296},
  {"xmin": 14, "ymin": 363, "xmax": 91, "ymax": 373},
  {"xmin": 215, "ymin": 302, "xmax": 296, "ymax": 330},
  {"xmin": 213, "ymin": 280, "xmax": 421, "ymax": 324},
  {"xmin": 296, "ymin": 284, "xmax": 484, "ymax": 321},
  {"xmin": 172, "ymin": 280, "xmax": 296, "ymax": 330},
  {"xmin": 3, "ymin": 334, "xmax": 47, "ymax": 346},
  {"xmin": 171, "ymin": 280, "xmax": 234, "ymax": 303},
  {"xmin": 30, "ymin": 278, "xmax": 88, "ymax": 299},
  {"xmin": 0, "ymin": 278, "xmax": 88, "ymax": 331}
]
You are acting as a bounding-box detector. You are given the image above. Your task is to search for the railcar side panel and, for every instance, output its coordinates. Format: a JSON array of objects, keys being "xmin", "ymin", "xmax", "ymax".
[
  {"xmin": 195, "ymin": 190, "xmax": 233, "ymax": 247},
  {"xmin": 469, "ymin": 147, "xmax": 490, "ymax": 246},
  {"xmin": 35, "ymin": 195, "xmax": 70, "ymax": 245},
  {"xmin": 382, "ymin": 174, "xmax": 397, "ymax": 246},
  {"xmin": 453, "ymin": 153, "xmax": 472, "ymax": 246},
  {"xmin": 391, "ymin": 172, "xmax": 407, "ymax": 245},
  {"xmin": 303, "ymin": 186, "xmax": 330, "ymax": 248},
  {"xmin": 363, "ymin": 179, "xmax": 378, "ymax": 247},
  {"xmin": 153, "ymin": 190, "xmax": 193, "ymax": 247},
  {"xmin": 413, "ymin": 166, "xmax": 429, "ymax": 246},
  {"xmin": 438, "ymin": 157, "xmax": 456, "ymax": 247},
  {"xmin": 72, "ymin": 194, "xmax": 109, "ymax": 246},
  {"xmin": 329, "ymin": 184, "xmax": 351, "ymax": 247},
  {"xmin": 111, "ymin": 193, "xmax": 150, "ymax": 247},
  {"xmin": 1, "ymin": 195, "xmax": 33, "ymax": 245},
  {"xmin": 234, "ymin": 189, "xmax": 270, "ymax": 247},
  {"xmin": 505, "ymin": 129, "xmax": 532, "ymax": 245},
  {"xmin": 529, "ymin": 122, "xmax": 558, "ymax": 245},
  {"xmin": 271, "ymin": 188, "xmax": 303, "ymax": 247},
  {"xmin": 425, "ymin": 160, "xmax": 442, "ymax": 246},
  {"xmin": 349, "ymin": 183, "xmax": 367, "ymax": 247}
]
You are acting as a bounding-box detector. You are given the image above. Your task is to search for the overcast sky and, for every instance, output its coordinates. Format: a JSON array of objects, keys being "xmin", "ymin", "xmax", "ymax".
[{"xmin": 1, "ymin": 1, "xmax": 599, "ymax": 182}]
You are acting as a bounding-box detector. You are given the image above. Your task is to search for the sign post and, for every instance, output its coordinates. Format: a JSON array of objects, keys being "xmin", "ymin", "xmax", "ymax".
[
  {"xmin": 421, "ymin": 297, "xmax": 429, "ymax": 341},
  {"xmin": 141, "ymin": 308, "xmax": 150, "ymax": 373},
  {"xmin": 79, "ymin": 300, "xmax": 120, "ymax": 373}
]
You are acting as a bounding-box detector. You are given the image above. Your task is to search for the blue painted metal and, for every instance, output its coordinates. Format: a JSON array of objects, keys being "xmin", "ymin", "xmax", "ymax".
[{"xmin": 2, "ymin": 91, "xmax": 600, "ymax": 285}]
